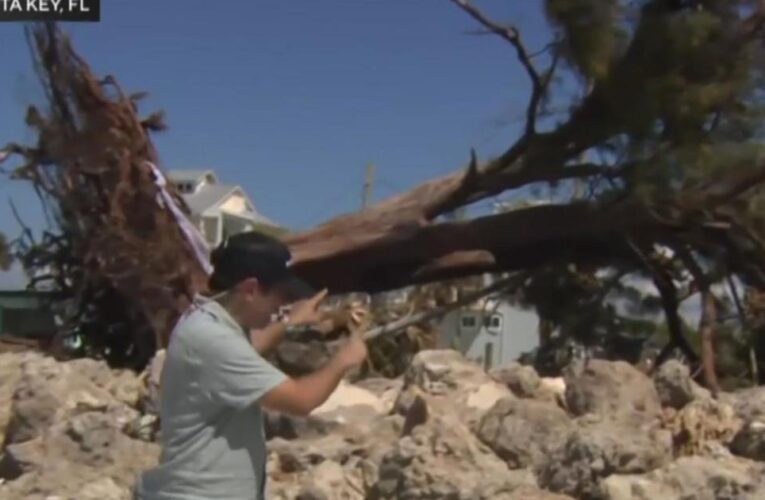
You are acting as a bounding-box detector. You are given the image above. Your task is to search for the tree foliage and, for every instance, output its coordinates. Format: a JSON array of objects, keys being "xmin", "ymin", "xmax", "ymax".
[
  {"xmin": 544, "ymin": 0, "xmax": 626, "ymax": 81},
  {"xmin": 504, "ymin": 0, "xmax": 765, "ymax": 384},
  {"xmin": 283, "ymin": 0, "xmax": 765, "ymax": 384}
]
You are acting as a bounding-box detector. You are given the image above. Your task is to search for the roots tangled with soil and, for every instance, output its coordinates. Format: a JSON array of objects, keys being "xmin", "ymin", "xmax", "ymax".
[{"xmin": 2, "ymin": 23, "xmax": 209, "ymax": 369}]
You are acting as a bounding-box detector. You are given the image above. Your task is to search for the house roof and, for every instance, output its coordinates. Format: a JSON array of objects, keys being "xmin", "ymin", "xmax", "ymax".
[
  {"xmin": 166, "ymin": 168, "xmax": 281, "ymax": 227},
  {"xmin": 220, "ymin": 208, "xmax": 279, "ymax": 227},
  {"xmin": 168, "ymin": 169, "xmax": 216, "ymax": 184},
  {"xmin": 182, "ymin": 184, "xmax": 279, "ymax": 227},
  {"xmin": 182, "ymin": 183, "xmax": 239, "ymax": 214}
]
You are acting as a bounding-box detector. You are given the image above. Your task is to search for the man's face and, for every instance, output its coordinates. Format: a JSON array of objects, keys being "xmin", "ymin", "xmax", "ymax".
[{"xmin": 236, "ymin": 278, "xmax": 291, "ymax": 329}]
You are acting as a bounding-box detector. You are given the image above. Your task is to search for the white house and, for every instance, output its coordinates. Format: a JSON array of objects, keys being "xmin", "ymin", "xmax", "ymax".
[
  {"xmin": 167, "ymin": 169, "xmax": 283, "ymax": 247},
  {"xmin": 437, "ymin": 296, "xmax": 540, "ymax": 370},
  {"xmin": 435, "ymin": 272, "xmax": 541, "ymax": 370}
]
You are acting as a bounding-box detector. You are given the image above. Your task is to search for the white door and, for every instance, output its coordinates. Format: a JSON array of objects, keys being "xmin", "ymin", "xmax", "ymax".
[
  {"xmin": 461, "ymin": 312, "xmax": 503, "ymax": 369},
  {"xmin": 479, "ymin": 313, "xmax": 504, "ymax": 369}
]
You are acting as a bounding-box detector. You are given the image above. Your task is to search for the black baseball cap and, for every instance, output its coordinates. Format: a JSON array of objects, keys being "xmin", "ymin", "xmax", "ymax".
[{"xmin": 208, "ymin": 230, "xmax": 316, "ymax": 302}]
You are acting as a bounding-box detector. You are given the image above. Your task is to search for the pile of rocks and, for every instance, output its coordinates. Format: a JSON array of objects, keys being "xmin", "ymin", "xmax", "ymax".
[
  {"xmin": 266, "ymin": 350, "xmax": 765, "ymax": 499},
  {"xmin": 0, "ymin": 351, "xmax": 159, "ymax": 499},
  {"xmin": 1, "ymin": 347, "xmax": 765, "ymax": 499}
]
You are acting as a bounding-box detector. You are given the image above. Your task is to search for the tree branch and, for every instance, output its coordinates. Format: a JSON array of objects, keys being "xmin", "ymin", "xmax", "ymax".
[
  {"xmin": 363, "ymin": 273, "xmax": 523, "ymax": 341},
  {"xmin": 677, "ymin": 247, "xmax": 721, "ymax": 395},
  {"xmin": 450, "ymin": 0, "xmax": 546, "ymax": 136},
  {"xmin": 627, "ymin": 239, "xmax": 698, "ymax": 368},
  {"xmin": 432, "ymin": 159, "xmax": 621, "ymax": 216},
  {"xmin": 726, "ymin": 274, "xmax": 759, "ymax": 384}
]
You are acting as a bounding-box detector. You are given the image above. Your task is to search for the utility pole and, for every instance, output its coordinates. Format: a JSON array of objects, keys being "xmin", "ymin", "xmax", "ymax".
[{"xmin": 361, "ymin": 162, "xmax": 375, "ymax": 210}]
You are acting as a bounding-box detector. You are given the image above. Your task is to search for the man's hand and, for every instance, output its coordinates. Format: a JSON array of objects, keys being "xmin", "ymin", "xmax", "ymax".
[
  {"xmin": 336, "ymin": 330, "xmax": 368, "ymax": 370},
  {"xmin": 253, "ymin": 289, "xmax": 330, "ymax": 354},
  {"xmin": 285, "ymin": 288, "xmax": 328, "ymax": 327}
]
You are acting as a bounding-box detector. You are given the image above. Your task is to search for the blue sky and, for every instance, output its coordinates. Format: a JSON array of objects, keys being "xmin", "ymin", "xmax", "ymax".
[{"xmin": 0, "ymin": 0, "xmax": 553, "ymax": 286}]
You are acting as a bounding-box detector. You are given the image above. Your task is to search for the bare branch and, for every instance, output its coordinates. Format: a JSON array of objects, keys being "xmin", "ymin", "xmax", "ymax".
[
  {"xmin": 363, "ymin": 274, "xmax": 522, "ymax": 341},
  {"xmin": 450, "ymin": 0, "xmax": 546, "ymax": 136},
  {"xmin": 454, "ymin": 162, "xmax": 615, "ymax": 210},
  {"xmin": 9, "ymin": 198, "xmax": 36, "ymax": 248},
  {"xmin": 529, "ymin": 41, "xmax": 558, "ymax": 59}
]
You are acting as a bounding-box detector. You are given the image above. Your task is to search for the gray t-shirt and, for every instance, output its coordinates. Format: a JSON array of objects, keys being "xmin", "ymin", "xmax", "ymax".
[{"xmin": 134, "ymin": 295, "xmax": 286, "ymax": 500}]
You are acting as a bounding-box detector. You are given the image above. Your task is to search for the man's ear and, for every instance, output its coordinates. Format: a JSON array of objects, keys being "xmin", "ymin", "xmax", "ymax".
[{"xmin": 237, "ymin": 277, "xmax": 261, "ymax": 297}]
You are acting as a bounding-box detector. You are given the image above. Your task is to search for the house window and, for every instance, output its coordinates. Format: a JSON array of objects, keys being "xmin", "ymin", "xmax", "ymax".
[
  {"xmin": 484, "ymin": 314, "xmax": 503, "ymax": 330},
  {"xmin": 461, "ymin": 314, "xmax": 477, "ymax": 328}
]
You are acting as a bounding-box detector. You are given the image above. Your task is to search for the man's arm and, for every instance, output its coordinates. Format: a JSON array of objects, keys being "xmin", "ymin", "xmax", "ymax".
[
  {"xmin": 259, "ymin": 332, "xmax": 367, "ymax": 416},
  {"xmin": 259, "ymin": 355, "xmax": 349, "ymax": 416}
]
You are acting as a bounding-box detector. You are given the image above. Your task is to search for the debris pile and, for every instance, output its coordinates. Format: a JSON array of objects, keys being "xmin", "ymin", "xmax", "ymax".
[
  {"xmin": 0, "ymin": 348, "xmax": 764, "ymax": 499},
  {"xmin": 0, "ymin": 351, "xmax": 159, "ymax": 500}
]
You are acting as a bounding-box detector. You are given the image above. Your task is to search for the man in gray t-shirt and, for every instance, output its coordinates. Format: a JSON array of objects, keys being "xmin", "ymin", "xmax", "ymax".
[{"xmin": 134, "ymin": 231, "xmax": 367, "ymax": 500}]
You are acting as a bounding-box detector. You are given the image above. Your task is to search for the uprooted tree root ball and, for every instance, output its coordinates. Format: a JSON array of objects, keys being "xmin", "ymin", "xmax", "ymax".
[{"xmin": 1, "ymin": 23, "xmax": 209, "ymax": 368}]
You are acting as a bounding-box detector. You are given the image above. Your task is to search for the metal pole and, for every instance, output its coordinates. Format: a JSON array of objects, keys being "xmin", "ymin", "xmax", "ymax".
[{"xmin": 362, "ymin": 162, "xmax": 375, "ymax": 209}]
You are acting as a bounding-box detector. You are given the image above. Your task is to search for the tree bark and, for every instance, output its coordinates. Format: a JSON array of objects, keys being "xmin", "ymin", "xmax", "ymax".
[
  {"xmin": 651, "ymin": 270, "xmax": 699, "ymax": 367},
  {"xmin": 286, "ymin": 198, "xmax": 676, "ymax": 294},
  {"xmin": 678, "ymin": 248, "xmax": 721, "ymax": 394},
  {"xmin": 699, "ymin": 289, "xmax": 721, "ymax": 395}
]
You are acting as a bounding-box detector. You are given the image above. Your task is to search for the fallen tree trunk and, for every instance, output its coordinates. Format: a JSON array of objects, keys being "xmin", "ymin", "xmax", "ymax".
[
  {"xmin": 286, "ymin": 199, "xmax": 652, "ymax": 293},
  {"xmin": 281, "ymin": 0, "xmax": 765, "ymax": 295},
  {"xmin": 286, "ymin": 157, "xmax": 765, "ymax": 294}
]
